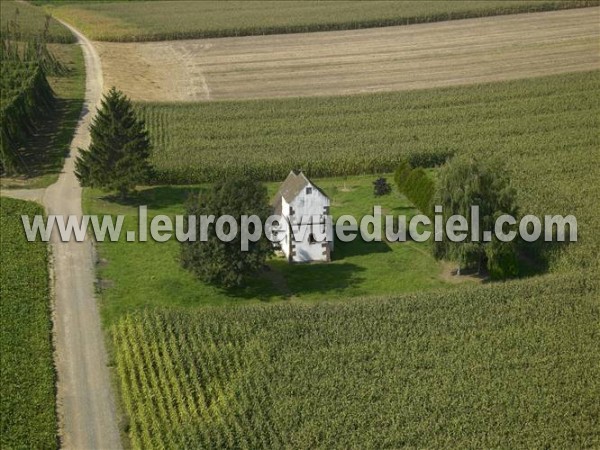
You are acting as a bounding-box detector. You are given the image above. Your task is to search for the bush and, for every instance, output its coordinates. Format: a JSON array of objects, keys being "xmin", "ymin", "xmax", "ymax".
[
  {"xmin": 373, "ymin": 177, "xmax": 391, "ymax": 197},
  {"xmin": 394, "ymin": 163, "xmax": 435, "ymax": 217}
]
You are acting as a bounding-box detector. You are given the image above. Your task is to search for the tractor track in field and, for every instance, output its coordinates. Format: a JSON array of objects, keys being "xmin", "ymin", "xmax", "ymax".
[{"xmin": 94, "ymin": 7, "xmax": 600, "ymax": 102}]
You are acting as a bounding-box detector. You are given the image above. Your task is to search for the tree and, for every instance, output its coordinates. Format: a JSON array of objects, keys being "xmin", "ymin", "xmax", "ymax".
[
  {"xmin": 181, "ymin": 177, "xmax": 273, "ymax": 288},
  {"xmin": 75, "ymin": 87, "xmax": 152, "ymax": 198},
  {"xmin": 373, "ymin": 177, "xmax": 391, "ymax": 196},
  {"xmin": 432, "ymin": 155, "xmax": 519, "ymax": 279}
]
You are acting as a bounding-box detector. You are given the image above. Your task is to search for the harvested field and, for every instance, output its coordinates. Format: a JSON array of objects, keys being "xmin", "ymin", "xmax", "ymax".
[{"xmin": 95, "ymin": 7, "xmax": 599, "ymax": 101}]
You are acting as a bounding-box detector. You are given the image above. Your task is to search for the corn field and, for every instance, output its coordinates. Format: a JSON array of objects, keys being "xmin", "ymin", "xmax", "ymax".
[
  {"xmin": 0, "ymin": 198, "xmax": 57, "ymax": 449},
  {"xmin": 46, "ymin": 1, "xmax": 598, "ymax": 42},
  {"xmin": 113, "ymin": 270, "xmax": 599, "ymax": 448}
]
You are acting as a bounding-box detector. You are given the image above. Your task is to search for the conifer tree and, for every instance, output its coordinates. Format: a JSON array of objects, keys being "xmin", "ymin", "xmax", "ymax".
[{"xmin": 75, "ymin": 87, "xmax": 151, "ymax": 198}]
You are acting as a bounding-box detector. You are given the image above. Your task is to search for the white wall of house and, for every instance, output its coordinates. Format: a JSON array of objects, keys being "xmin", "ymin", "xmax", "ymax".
[{"xmin": 287, "ymin": 183, "xmax": 331, "ymax": 263}]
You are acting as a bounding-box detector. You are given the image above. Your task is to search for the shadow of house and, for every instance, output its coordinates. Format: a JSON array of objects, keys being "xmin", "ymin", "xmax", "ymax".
[{"xmin": 333, "ymin": 236, "xmax": 392, "ymax": 260}]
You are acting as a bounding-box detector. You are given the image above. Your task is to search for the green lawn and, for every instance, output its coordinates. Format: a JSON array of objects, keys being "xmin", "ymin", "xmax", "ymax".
[
  {"xmin": 84, "ymin": 175, "xmax": 455, "ymax": 325},
  {"xmin": 112, "ymin": 270, "xmax": 600, "ymax": 448},
  {"xmin": 43, "ymin": 1, "xmax": 596, "ymax": 42},
  {"xmin": 0, "ymin": 198, "xmax": 57, "ymax": 449}
]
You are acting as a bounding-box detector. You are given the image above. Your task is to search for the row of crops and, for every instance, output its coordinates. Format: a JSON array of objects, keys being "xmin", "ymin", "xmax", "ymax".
[
  {"xmin": 1, "ymin": 1, "xmax": 74, "ymax": 43},
  {"xmin": 139, "ymin": 70, "xmax": 598, "ymax": 184},
  {"xmin": 0, "ymin": 198, "xmax": 57, "ymax": 449},
  {"xmin": 0, "ymin": 1, "xmax": 72, "ymax": 175},
  {"xmin": 113, "ymin": 270, "xmax": 599, "ymax": 448},
  {"xmin": 45, "ymin": 0, "xmax": 598, "ymax": 42},
  {"xmin": 0, "ymin": 57, "xmax": 55, "ymax": 174}
]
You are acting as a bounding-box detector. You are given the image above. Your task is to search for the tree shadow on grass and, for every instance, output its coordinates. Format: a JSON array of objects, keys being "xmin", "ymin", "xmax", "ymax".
[
  {"xmin": 102, "ymin": 185, "xmax": 205, "ymax": 210},
  {"xmin": 333, "ymin": 237, "xmax": 392, "ymax": 260}
]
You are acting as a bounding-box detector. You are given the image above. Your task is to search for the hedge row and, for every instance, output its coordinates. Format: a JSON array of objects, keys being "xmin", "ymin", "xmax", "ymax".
[
  {"xmin": 394, "ymin": 160, "xmax": 436, "ymax": 216},
  {"xmin": 0, "ymin": 62, "xmax": 54, "ymax": 174}
]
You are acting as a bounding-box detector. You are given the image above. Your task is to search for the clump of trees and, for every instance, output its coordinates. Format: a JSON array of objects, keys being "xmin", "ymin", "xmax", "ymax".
[
  {"xmin": 181, "ymin": 177, "xmax": 273, "ymax": 288},
  {"xmin": 432, "ymin": 155, "xmax": 519, "ymax": 280},
  {"xmin": 75, "ymin": 87, "xmax": 152, "ymax": 198},
  {"xmin": 1, "ymin": 9, "xmax": 64, "ymax": 174},
  {"xmin": 373, "ymin": 176, "xmax": 391, "ymax": 196}
]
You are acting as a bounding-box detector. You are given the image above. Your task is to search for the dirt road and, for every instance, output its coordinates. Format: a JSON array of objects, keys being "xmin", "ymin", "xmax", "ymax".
[
  {"xmin": 46, "ymin": 22, "xmax": 122, "ymax": 450},
  {"xmin": 95, "ymin": 7, "xmax": 600, "ymax": 102}
]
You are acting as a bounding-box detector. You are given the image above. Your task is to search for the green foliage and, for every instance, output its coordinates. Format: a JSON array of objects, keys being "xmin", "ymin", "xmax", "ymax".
[
  {"xmin": 0, "ymin": 0, "xmax": 75, "ymax": 176},
  {"xmin": 45, "ymin": 0, "xmax": 597, "ymax": 42},
  {"xmin": 403, "ymin": 168, "xmax": 435, "ymax": 216},
  {"xmin": 394, "ymin": 162, "xmax": 435, "ymax": 216},
  {"xmin": 0, "ymin": 60, "xmax": 54, "ymax": 175},
  {"xmin": 138, "ymin": 71, "xmax": 600, "ymax": 272},
  {"xmin": 485, "ymin": 238, "xmax": 519, "ymax": 280},
  {"xmin": 433, "ymin": 155, "xmax": 519, "ymax": 277},
  {"xmin": 76, "ymin": 87, "xmax": 152, "ymax": 197},
  {"xmin": 112, "ymin": 270, "xmax": 600, "ymax": 448},
  {"xmin": 393, "ymin": 159, "xmax": 411, "ymax": 193},
  {"xmin": 181, "ymin": 177, "xmax": 273, "ymax": 288},
  {"xmin": 372, "ymin": 176, "xmax": 391, "ymax": 197},
  {"xmin": 0, "ymin": 198, "xmax": 57, "ymax": 449}
]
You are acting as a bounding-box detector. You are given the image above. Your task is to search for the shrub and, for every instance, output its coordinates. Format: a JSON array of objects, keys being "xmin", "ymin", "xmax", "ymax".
[
  {"xmin": 373, "ymin": 177, "xmax": 392, "ymax": 197},
  {"xmin": 394, "ymin": 164, "xmax": 435, "ymax": 217}
]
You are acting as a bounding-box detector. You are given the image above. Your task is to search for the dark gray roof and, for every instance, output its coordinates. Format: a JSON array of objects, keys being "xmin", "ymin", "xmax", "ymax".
[{"xmin": 272, "ymin": 171, "xmax": 328, "ymax": 215}]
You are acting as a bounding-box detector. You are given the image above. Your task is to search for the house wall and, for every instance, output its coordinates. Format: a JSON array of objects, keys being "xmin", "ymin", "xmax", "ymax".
[{"xmin": 288, "ymin": 183, "xmax": 332, "ymax": 263}]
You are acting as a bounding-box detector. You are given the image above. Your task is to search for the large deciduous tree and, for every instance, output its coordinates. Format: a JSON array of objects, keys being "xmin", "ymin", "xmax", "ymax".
[
  {"xmin": 181, "ymin": 177, "xmax": 273, "ymax": 288},
  {"xmin": 432, "ymin": 155, "xmax": 519, "ymax": 279},
  {"xmin": 75, "ymin": 87, "xmax": 152, "ymax": 198}
]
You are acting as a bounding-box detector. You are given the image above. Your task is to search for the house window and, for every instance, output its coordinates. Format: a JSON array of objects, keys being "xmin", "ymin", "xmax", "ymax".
[{"xmin": 306, "ymin": 187, "xmax": 312, "ymax": 195}]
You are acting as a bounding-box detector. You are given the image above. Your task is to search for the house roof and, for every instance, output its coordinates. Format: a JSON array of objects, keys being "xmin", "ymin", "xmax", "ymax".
[{"xmin": 272, "ymin": 170, "xmax": 328, "ymax": 215}]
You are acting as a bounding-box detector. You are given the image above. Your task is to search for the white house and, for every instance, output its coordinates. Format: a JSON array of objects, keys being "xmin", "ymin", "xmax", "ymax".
[{"xmin": 271, "ymin": 171, "xmax": 333, "ymax": 263}]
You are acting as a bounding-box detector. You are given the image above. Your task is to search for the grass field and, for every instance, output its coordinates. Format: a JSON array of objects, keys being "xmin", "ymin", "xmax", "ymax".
[
  {"xmin": 112, "ymin": 271, "xmax": 599, "ymax": 448},
  {"xmin": 94, "ymin": 7, "xmax": 600, "ymax": 102},
  {"xmin": 44, "ymin": 1, "xmax": 596, "ymax": 42},
  {"xmin": 84, "ymin": 175, "xmax": 454, "ymax": 325},
  {"xmin": 0, "ymin": 0, "xmax": 74, "ymax": 43},
  {"xmin": 0, "ymin": 198, "xmax": 57, "ymax": 449}
]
